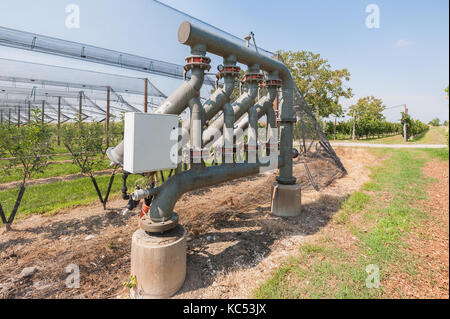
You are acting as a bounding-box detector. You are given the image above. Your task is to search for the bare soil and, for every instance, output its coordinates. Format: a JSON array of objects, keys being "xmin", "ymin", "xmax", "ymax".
[
  {"xmin": 383, "ymin": 159, "xmax": 449, "ymax": 299},
  {"xmin": 0, "ymin": 148, "xmax": 373, "ymax": 299}
]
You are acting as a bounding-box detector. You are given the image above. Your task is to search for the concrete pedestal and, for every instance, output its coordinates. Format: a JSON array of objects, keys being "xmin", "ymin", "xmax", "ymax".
[
  {"xmin": 130, "ymin": 224, "xmax": 187, "ymax": 299},
  {"xmin": 271, "ymin": 182, "xmax": 302, "ymax": 217}
]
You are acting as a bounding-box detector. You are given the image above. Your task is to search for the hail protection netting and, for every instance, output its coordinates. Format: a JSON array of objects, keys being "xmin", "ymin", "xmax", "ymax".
[{"xmin": 292, "ymin": 85, "xmax": 347, "ymax": 191}]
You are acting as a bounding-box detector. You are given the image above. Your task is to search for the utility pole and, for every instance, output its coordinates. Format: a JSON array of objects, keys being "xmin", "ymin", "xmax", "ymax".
[
  {"xmin": 57, "ymin": 96, "xmax": 61, "ymax": 146},
  {"xmin": 106, "ymin": 86, "xmax": 111, "ymax": 148},
  {"xmin": 403, "ymin": 104, "xmax": 408, "ymax": 142},
  {"xmin": 144, "ymin": 78, "xmax": 148, "ymax": 113}
]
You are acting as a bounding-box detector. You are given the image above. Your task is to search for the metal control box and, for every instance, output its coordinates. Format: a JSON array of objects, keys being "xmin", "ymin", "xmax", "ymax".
[{"xmin": 124, "ymin": 113, "xmax": 179, "ymax": 174}]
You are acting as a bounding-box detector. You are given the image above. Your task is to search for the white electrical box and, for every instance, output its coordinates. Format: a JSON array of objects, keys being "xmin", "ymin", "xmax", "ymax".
[{"xmin": 124, "ymin": 113, "xmax": 179, "ymax": 174}]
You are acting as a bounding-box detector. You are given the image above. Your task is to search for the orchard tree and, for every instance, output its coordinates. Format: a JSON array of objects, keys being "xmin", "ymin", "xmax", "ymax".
[
  {"xmin": 0, "ymin": 109, "xmax": 53, "ymax": 231},
  {"xmin": 428, "ymin": 118, "xmax": 440, "ymax": 127},
  {"xmin": 348, "ymin": 96, "xmax": 386, "ymax": 139},
  {"xmin": 61, "ymin": 116, "xmax": 117, "ymax": 210},
  {"xmin": 279, "ymin": 50, "xmax": 352, "ymax": 119}
]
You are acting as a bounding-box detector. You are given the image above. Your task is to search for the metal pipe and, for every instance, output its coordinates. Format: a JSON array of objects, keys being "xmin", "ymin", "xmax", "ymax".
[
  {"xmin": 188, "ymin": 95, "xmax": 204, "ymax": 167},
  {"xmin": 181, "ymin": 55, "xmax": 237, "ymax": 145},
  {"xmin": 149, "ymin": 157, "xmax": 284, "ymax": 222},
  {"xmin": 202, "ymin": 64, "xmax": 260, "ymax": 147},
  {"xmin": 222, "ymin": 101, "xmax": 234, "ymax": 164},
  {"xmin": 178, "ymin": 21, "xmax": 295, "ymax": 184}
]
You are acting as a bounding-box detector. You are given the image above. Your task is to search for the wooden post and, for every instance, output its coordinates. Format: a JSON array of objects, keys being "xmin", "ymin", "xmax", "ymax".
[
  {"xmin": 106, "ymin": 86, "xmax": 111, "ymax": 148},
  {"xmin": 57, "ymin": 96, "xmax": 61, "ymax": 146},
  {"xmin": 28, "ymin": 101, "xmax": 31, "ymax": 123},
  {"xmin": 41, "ymin": 100, "xmax": 45, "ymax": 124},
  {"xmin": 0, "ymin": 109, "xmax": 3, "ymax": 124},
  {"xmin": 144, "ymin": 78, "xmax": 148, "ymax": 113},
  {"xmin": 17, "ymin": 106, "xmax": 20, "ymax": 127},
  {"xmin": 8, "ymin": 108, "xmax": 11, "ymax": 125},
  {"xmin": 403, "ymin": 104, "xmax": 408, "ymax": 142}
]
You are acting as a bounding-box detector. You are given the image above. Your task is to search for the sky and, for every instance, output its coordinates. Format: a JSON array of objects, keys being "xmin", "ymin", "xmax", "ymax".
[{"xmin": 0, "ymin": 0, "xmax": 448, "ymax": 123}]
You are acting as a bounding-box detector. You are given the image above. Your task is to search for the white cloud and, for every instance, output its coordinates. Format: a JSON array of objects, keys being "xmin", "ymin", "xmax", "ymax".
[{"xmin": 396, "ymin": 39, "xmax": 414, "ymax": 48}]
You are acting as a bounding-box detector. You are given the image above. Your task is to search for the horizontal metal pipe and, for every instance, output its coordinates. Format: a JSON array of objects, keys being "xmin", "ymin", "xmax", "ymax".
[{"xmin": 149, "ymin": 157, "xmax": 284, "ymax": 221}]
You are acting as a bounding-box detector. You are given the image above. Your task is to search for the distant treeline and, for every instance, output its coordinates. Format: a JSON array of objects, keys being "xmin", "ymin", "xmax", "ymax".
[{"xmin": 323, "ymin": 118, "xmax": 429, "ymax": 140}]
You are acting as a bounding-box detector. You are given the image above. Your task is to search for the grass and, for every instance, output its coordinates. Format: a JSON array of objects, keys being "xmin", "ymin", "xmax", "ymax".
[
  {"xmin": 334, "ymin": 126, "xmax": 448, "ymax": 145},
  {"xmin": 0, "ymin": 173, "xmax": 141, "ymax": 221},
  {"xmin": 0, "ymin": 159, "xmax": 112, "ymax": 184},
  {"xmin": 254, "ymin": 147, "xmax": 448, "ymax": 299},
  {"xmin": 0, "ymin": 165, "xmax": 190, "ymax": 224}
]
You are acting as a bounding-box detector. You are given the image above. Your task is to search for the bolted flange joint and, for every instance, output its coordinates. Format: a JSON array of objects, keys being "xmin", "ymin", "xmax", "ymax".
[
  {"xmin": 241, "ymin": 73, "xmax": 265, "ymax": 84},
  {"xmin": 184, "ymin": 55, "xmax": 211, "ymax": 72},
  {"xmin": 263, "ymin": 79, "xmax": 283, "ymax": 88},
  {"xmin": 216, "ymin": 65, "xmax": 241, "ymax": 79}
]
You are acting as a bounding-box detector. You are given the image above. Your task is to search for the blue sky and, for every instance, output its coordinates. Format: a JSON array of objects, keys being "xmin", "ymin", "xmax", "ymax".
[{"xmin": 0, "ymin": 0, "xmax": 448, "ymax": 123}]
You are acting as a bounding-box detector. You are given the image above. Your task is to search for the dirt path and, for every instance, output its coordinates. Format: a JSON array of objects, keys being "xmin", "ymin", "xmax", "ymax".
[
  {"xmin": 330, "ymin": 142, "xmax": 448, "ymax": 149},
  {"xmin": 384, "ymin": 159, "xmax": 449, "ymax": 298},
  {"xmin": 0, "ymin": 148, "xmax": 372, "ymax": 299}
]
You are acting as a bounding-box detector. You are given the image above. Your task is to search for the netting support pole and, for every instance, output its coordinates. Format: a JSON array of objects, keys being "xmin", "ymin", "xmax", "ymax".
[
  {"xmin": 57, "ymin": 96, "xmax": 61, "ymax": 146},
  {"xmin": 8, "ymin": 108, "xmax": 11, "ymax": 125},
  {"xmin": 78, "ymin": 91, "xmax": 83, "ymax": 123},
  {"xmin": 41, "ymin": 100, "xmax": 45, "ymax": 125},
  {"xmin": 17, "ymin": 106, "xmax": 20, "ymax": 128},
  {"xmin": 106, "ymin": 86, "xmax": 111, "ymax": 148},
  {"xmin": 144, "ymin": 78, "xmax": 148, "ymax": 113},
  {"xmin": 0, "ymin": 109, "xmax": 3, "ymax": 124},
  {"xmin": 28, "ymin": 101, "xmax": 31, "ymax": 123},
  {"xmin": 403, "ymin": 104, "xmax": 408, "ymax": 142}
]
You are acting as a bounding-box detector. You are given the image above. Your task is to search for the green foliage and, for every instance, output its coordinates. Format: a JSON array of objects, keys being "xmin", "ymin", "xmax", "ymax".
[
  {"xmin": 61, "ymin": 116, "xmax": 106, "ymax": 175},
  {"xmin": 280, "ymin": 50, "xmax": 352, "ymax": 118},
  {"xmin": 123, "ymin": 275, "xmax": 137, "ymax": 289},
  {"xmin": 401, "ymin": 113, "xmax": 429, "ymax": 141},
  {"xmin": 428, "ymin": 118, "xmax": 441, "ymax": 127},
  {"xmin": 0, "ymin": 108, "xmax": 53, "ymax": 228},
  {"xmin": 0, "ymin": 108, "xmax": 54, "ymax": 184}
]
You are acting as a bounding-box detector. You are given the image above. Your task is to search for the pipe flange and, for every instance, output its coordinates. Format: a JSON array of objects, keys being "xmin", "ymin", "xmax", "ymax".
[
  {"xmin": 217, "ymin": 65, "xmax": 241, "ymax": 79},
  {"xmin": 264, "ymin": 79, "xmax": 283, "ymax": 88},
  {"xmin": 184, "ymin": 55, "xmax": 211, "ymax": 72},
  {"xmin": 242, "ymin": 73, "xmax": 265, "ymax": 84},
  {"xmin": 141, "ymin": 213, "xmax": 179, "ymax": 234}
]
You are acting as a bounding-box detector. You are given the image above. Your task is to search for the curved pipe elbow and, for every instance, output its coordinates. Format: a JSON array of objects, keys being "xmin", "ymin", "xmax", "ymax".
[{"xmin": 150, "ymin": 158, "xmax": 284, "ymax": 221}]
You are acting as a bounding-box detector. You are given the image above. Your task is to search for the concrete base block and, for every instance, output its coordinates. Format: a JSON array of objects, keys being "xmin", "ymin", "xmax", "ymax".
[
  {"xmin": 271, "ymin": 182, "xmax": 302, "ymax": 217},
  {"xmin": 130, "ymin": 225, "xmax": 187, "ymax": 299}
]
